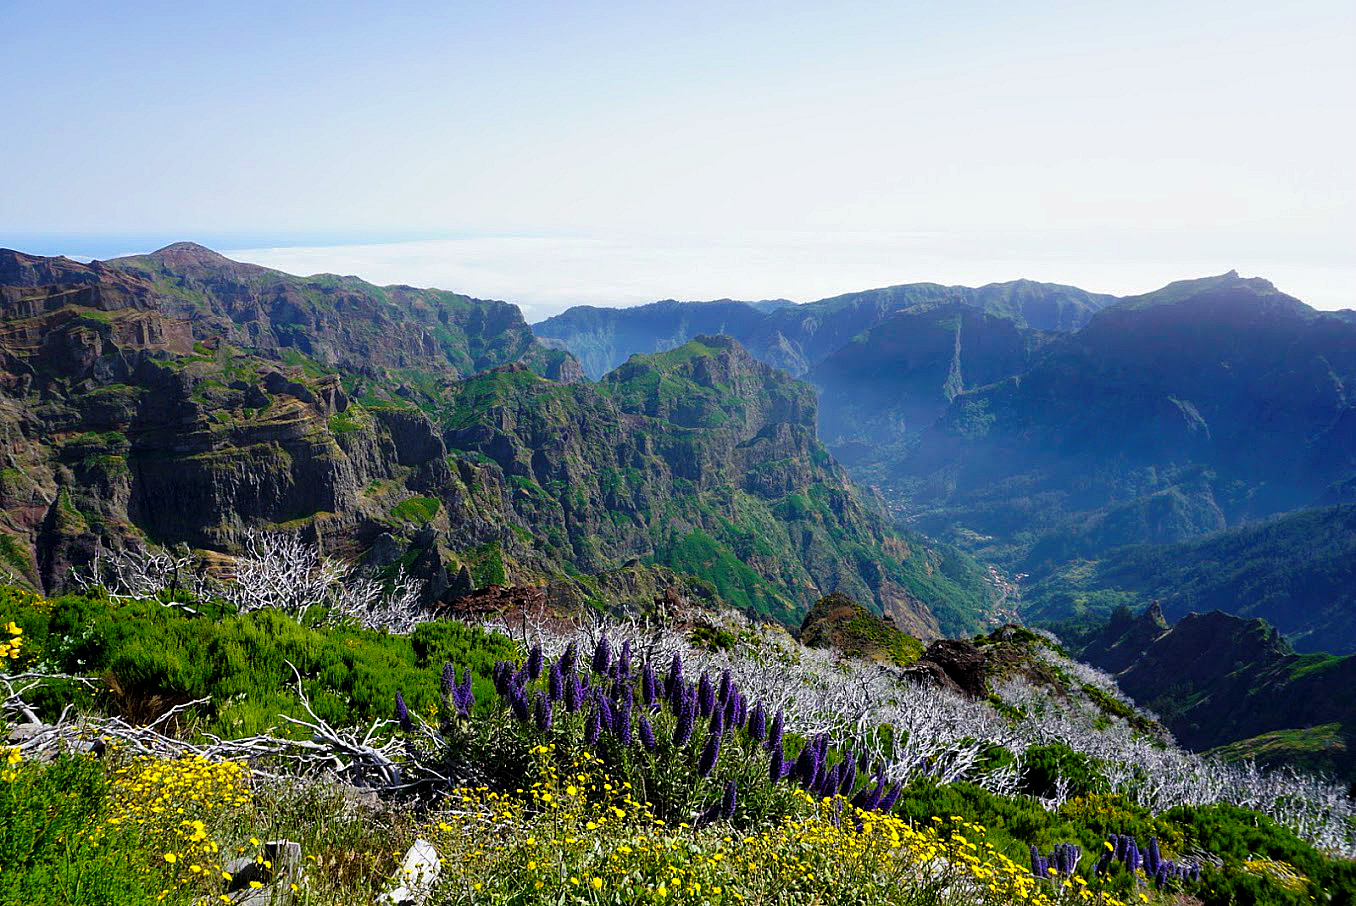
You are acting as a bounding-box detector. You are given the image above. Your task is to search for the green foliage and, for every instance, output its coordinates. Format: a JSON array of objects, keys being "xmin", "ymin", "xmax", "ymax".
[
  {"xmin": 0, "ymin": 756, "xmax": 164, "ymax": 906},
  {"xmin": 6, "ymin": 586, "xmax": 516, "ymax": 738},
  {"xmin": 1019, "ymin": 744, "xmax": 1107, "ymax": 800},
  {"xmin": 389, "ymin": 495, "xmax": 440, "ymax": 523}
]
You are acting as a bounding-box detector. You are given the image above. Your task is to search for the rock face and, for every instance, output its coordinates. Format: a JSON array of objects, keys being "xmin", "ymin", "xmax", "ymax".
[
  {"xmin": 900, "ymin": 639, "xmax": 989, "ymax": 698},
  {"xmin": 0, "ymin": 244, "xmax": 992, "ymax": 634},
  {"xmin": 1075, "ymin": 604, "xmax": 1356, "ymax": 779},
  {"xmin": 797, "ymin": 592, "xmax": 924, "ymax": 667}
]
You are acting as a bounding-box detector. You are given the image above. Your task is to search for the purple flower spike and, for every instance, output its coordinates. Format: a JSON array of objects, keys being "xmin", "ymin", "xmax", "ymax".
[
  {"xmin": 616, "ymin": 691, "xmax": 633, "ymax": 745},
  {"xmin": 619, "ymin": 640, "xmax": 632, "ymax": 677},
  {"xmin": 560, "ymin": 641, "xmax": 578, "ymax": 675},
  {"xmin": 584, "ymin": 705, "xmax": 602, "ymax": 744},
  {"xmin": 748, "ymin": 703, "xmax": 766, "ymax": 741},
  {"xmin": 441, "ymin": 662, "xmax": 456, "ymax": 695},
  {"xmin": 642, "ymin": 664, "xmax": 657, "ymax": 707},
  {"xmin": 548, "ymin": 661, "xmax": 564, "ymax": 702},
  {"xmin": 394, "ymin": 690, "xmax": 412, "ymax": 732},
  {"xmin": 533, "ymin": 692, "xmax": 553, "ymax": 732},
  {"xmin": 721, "ymin": 779, "xmax": 737, "ymax": 819},
  {"xmin": 673, "ymin": 693, "xmax": 695, "ymax": 747},
  {"xmin": 591, "ymin": 635, "xmax": 612, "ymax": 675},
  {"xmin": 527, "ymin": 644, "xmax": 544, "ymax": 680},
  {"xmin": 457, "ymin": 669, "xmax": 475, "ymax": 716},
  {"xmin": 698, "ymin": 673, "xmax": 715, "ymax": 716},
  {"xmin": 697, "ymin": 727, "xmax": 722, "ymax": 777},
  {"xmin": 639, "ymin": 715, "xmax": 657, "ymax": 751},
  {"xmin": 767, "ymin": 709, "xmax": 784, "ymax": 751}
]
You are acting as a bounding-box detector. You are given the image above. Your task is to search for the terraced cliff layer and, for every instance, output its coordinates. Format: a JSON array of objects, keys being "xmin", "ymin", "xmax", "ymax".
[{"xmin": 0, "ymin": 245, "xmax": 994, "ymax": 634}]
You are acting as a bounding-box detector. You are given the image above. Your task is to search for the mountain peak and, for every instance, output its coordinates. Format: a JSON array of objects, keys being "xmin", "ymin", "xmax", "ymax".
[{"xmin": 143, "ymin": 241, "xmax": 237, "ymax": 268}]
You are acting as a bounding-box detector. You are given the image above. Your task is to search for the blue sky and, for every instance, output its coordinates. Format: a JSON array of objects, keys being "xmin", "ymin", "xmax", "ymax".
[{"xmin": 2, "ymin": 0, "xmax": 1352, "ymax": 314}]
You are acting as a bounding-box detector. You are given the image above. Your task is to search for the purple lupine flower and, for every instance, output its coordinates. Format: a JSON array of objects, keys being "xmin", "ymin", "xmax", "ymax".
[
  {"xmin": 673, "ymin": 692, "xmax": 695, "ymax": 747},
  {"xmin": 394, "ymin": 690, "xmax": 412, "ymax": 732},
  {"xmin": 665, "ymin": 652, "xmax": 684, "ymax": 701},
  {"xmin": 1146, "ymin": 837, "xmax": 1161, "ymax": 876},
  {"xmin": 1190, "ymin": 865, "xmax": 1201, "ymax": 883},
  {"xmin": 533, "ymin": 692, "xmax": 553, "ymax": 732},
  {"xmin": 639, "ymin": 715, "xmax": 657, "ymax": 751},
  {"xmin": 721, "ymin": 693, "xmax": 737, "ymax": 731},
  {"xmin": 1095, "ymin": 850, "xmax": 1113, "ymax": 876},
  {"xmin": 441, "ymin": 661, "xmax": 456, "ymax": 695},
  {"xmin": 619, "ymin": 640, "xmax": 632, "ymax": 677},
  {"xmin": 492, "ymin": 660, "xmax": 512, "ymax": 696},
  {"xmin": 565, "ymin": 671, "xmax": 583, "ymax": 712},
  {"xmin": 697, "ymin": 727, "xmax": 722, "ymax": 777},
  {"xmin": 1126, "ymin": 842, "xmax": 1141, "ymax": 874},
  {"xmin": 770, "ymin": 744, "xmax": 786, "ymax": 782},
  {"xmin": 717, "ymin": 669, "xmax": 732, "ymax": 704},
  {"xmin": 697, "ymin": 673, "xmax": 715, "ymax": 716},
  {"xmin": 560, "ymin": 640, "xmax": 578, "ymax": 675},
  {"xmin": 457, "ymin": 669, "xmax": 475, "ymax": 716},
  {"xmin": 510, "ymin": 690, "xmax": 531, "ymax": 724},
  {"xmin": 767, "ymin": 709, "xmax": 784, "ymax": 751},
  {"xmin": 1154, "ymin": 864, "xmax": 1168, "ymax": 889},
  {"xmin": 791, "ymin": 745, "xmax": 815, "ymax": 787},
  {"xmin": 1030, "ymin": 846, "xmax": 1050, "ymax": 878},
  {"xmin": 877, "ymin": 782, "xmax": 902, "ymax": 812},
  {"xmin": 615, "ymin": 690, "xmax": 633, "ymax": 745},
  {"xmin": 595, "ymin": 693, "xmax": 615, "ymax": 732},
  {"xmin": 548, "ymin": 661, "xmax": 564, "ymax": 702},
  {"xmin": 591, "ymin": 635, "xmax": 611, "ymax": 675},
  {"xmin": 584, "ymin": 705, "xmax": 602, "ymax": 744},
  {"xmin": 733, "ymin": 692, "xmax": 747, "ymax": 729},
  {"xmin": 818, "ymin": 763, "xmax": 840, "ymax": 800},
  {"xmin": 1114, "ymin": 834, "xmax": 1128, "ymax": 862},
  {"xmin": 642, "ymin": 663, "xmax": 657, "ymax": 708},
  {"xmin": 527, "ymin": 643, "xmax": 544, "ymax": 680},
  {"xmin": 721, "ymin": 779, "xmax": 737, "ymax": 819},
  {"xmin": 748, "ymin": 703, "xmax": 766, "ymax": 741},
  {"xmin": 708, "ymin": 707, "xmax": 724, "ymax": 740},
  {"xmin": 839, "ymin": 762, "xmax": 857, "ymax": 796}
]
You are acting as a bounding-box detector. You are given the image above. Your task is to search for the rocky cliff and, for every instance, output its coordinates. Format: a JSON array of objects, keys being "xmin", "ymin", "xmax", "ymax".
[
  {"xmin": 0, "ymin": 245, "xmax": 993, "ymax": 634},
  {"xmin": 1075, "ymin": 604, "xmax": 1356, "ymax": 779}
]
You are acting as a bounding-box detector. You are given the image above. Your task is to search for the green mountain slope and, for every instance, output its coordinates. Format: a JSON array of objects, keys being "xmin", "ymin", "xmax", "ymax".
[
  {"xmin": 1072, "ymin": 604, "xmax": 1356, "ymax": 779},
  {"xmin": 897, "ymin": 273, "xmax": 1356, "ymax": 564},
  {"xmin": 0, "ymin": 246, "xmax": 995, "ymax": 634},
  {"xmin": 1024, "ymin": 504, "xmax": 1356, "ymax": 653}
]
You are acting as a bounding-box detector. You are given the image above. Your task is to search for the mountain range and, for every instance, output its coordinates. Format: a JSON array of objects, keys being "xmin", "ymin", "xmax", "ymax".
[
  {"xmin": 538, "ymin": 272, "xmax": 1356, "ymax": 644},
  {"xmin": 0, "ymin": 243, "xmax": 995, "ymax": 635}
]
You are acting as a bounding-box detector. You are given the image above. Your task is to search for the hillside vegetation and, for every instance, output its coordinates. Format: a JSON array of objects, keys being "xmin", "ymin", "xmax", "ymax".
[
  {"xmin": 5, "ymin": 574, "xmax": 1356, "ymax": 905},
  {"xmin": 1024, "ymin": 505, "xmax": 1356, "ymax": 653}
]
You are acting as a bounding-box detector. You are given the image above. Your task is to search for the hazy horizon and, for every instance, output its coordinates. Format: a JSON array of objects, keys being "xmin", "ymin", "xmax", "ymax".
[
  {"xmin": 2, "ymin": 0, "xmax": 1351, "ymax": 318},
  {"xmin": 2, "ymin": 231, "xmax": 1349, "ymax": 321}
]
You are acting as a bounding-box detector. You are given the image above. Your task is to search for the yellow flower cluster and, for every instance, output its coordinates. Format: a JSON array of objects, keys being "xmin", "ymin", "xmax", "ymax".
[
  {"xmin": 1241, "ymin": 856, "xmax": 1308, "ymax": 892},
  {"xmin": 2, "ymin": 745, "xmax": 21, "ymax": 783},
  {"xmin": 0, "ymin": 620, "xmax": 22, "ymax": 660},
  {"xmin": 83, "ymin": 754, "xmax": 254, "ymax": 902},
  {"xmin": 426, "ymin": 745, "xmax": 1129, "ymax": 905}
]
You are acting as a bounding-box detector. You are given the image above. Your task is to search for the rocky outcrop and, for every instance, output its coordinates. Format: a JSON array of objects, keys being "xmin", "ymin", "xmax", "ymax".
[{"xmin": 1076, "ymin": 604, "xmax": 1356, "ymax": 779}]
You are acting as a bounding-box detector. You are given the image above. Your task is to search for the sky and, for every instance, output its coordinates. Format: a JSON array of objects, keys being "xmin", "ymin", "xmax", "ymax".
[{"xmin": 2, "ymin": 0, "xmax": 1352, "ymax": 317}]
